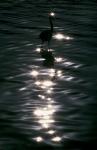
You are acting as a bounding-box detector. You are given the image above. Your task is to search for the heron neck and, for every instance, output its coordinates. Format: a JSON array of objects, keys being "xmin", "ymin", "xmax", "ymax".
[{"xmin": 49, "ymin": 17, "xmax": 53, "ymax": 32}]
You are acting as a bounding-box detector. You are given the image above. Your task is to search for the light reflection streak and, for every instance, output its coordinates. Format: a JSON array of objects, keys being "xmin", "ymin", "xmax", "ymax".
[
  {"xmin": 34, "ymin": 58, "xmax": 45, "ymax": 61},
  {"xmin": 48, "ymin": 100, "xmax": 54, "ymax": 103},
  {"xmin": 34, "ymin": 107, "xmax": 55, "ymax": 117},
  {"xmin": 47, "ymin": 98, "xmax": 52, "ymax": 101},
  {"xmin": 35, "ymin": 81, "xmax": 41, "ymax": 86},
  {"xmin": 65, "ymin": 76, "xmax": 74, "ymax": 81},
  {"xmin": 18, "ymin": 49, "xmax": 78, "ymax": 145},
  {"xmin": 54, "ymin": 56, "xmax": 82, "ymax": 70},
  {"xmin": 47, "ymin": 130, "xmax": 55, "ymax": 135},
  {"xmin": 48, "ymin": 48, "xmax": 54, "ymax": 52},
  {"xmin": 49, "ymin": 72, "xmax": 55, "ymax": 77},
  {"xmin": 32, "ymin": 65, "xmax": 62, "ymax": 140},
  {"xmin": 48, "ymin": 69, "xmax": 56, "ymax": 77},
  {"xmin": 63, "ymin": 61, "xmax": 74, "ymax": 66},
  {"xmin": 34, "ymin": 136, "xmax": 43, "ymax": 142},
  {"xmin": 51, "ymin": 136, "xmax": 61, "ymax": 142},
  {"xmin": 19, "ymin": 87, "xmax": 27, "ymax": 91},
  {"xmin": 55, "ymin": 57, "xmax": 64, "ymax": 62},
  {"xmin": 38, "ymin": 95, "xmax": 45, "ymax": 99},
  {"xmin": 30, "ymin": 70, "xmax": 39, "ymax": 77},
  {"xmin": 62, "ymin": 75, "xmax": 75, "ymax": 82},
  {"xmin": 35, "ymin": 48, "xmax": 41, "ymax": 52},
  {"xmin": 50, "ymin": 12, "xmax": 55, "ymax": 17},
  {"xmin": 42, "ymin": 80, "xmax": 54, "ymax": 87},
  {"xmin": 73, "ymin": 64, "xmax": 82, "ymax": 68},
  {"xmin": 38, "ymin": 119, "xmax": 55, "ymax": 124},
  {"xmin": 49, "ymin": 69, "xmax": 55, "ymax": 73},
  {"xmin": 34, "ymin": 105, "xmax": 55, "ymax": 129},
  {"xmin": 46, "ymin": 90, "xmax": 52, "ymax": 94},
  {"xmin": 32, "ymin": 47, "xmax": 66, "ymax": 144},
  {"xmin": 35, "ymin": 80, "xmax": 54, "ymax": 88},
  {"xmin": 40, "ymin": 85, "xmax": 47, "ymax": 89},
  {"xmin": 36, "ymin": 48, "xmax": 54, "ymax": 53},
  {"xmin": 41, "ymin": 123, "xmax": 49, "ymax": 128},
  {"xmin": 47, "ymin": 104, "xmax": 53, "ymax": 108},
  {"xmin": 53, "ymin": 33, "xmax": 73, "ymax": 41},
  {"xmin": 56, "ymin": 70, "xmax": 62, "ymax": 77}
]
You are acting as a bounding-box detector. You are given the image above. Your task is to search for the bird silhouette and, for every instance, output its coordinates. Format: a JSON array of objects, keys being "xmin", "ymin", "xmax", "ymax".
[
  {"xmin": 40, "ymin": 48, "xmax": 55, "ymax": 67},
  {"xmin": 39, "ymin": 13, "xmax": 54, "ymax": 48}
]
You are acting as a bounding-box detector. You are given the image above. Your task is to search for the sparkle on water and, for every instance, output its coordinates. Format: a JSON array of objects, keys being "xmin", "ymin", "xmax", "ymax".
[
  {"xmin": 53, "ymin": 33, "xmax": 73, "ymax": 40},
  {"xmin": 50, "ymin": 12, "xmax": 55, "ymax": 16},
  {"xmin": 38, "ymin": 94, "xmax": 45, "ymax": 99},
  {"xmin": 30, "ymin": 70, "xmax": 39, "ymax": 77},
  {"xmin": 49, "ymin": 68, "xmax": 55, "ymax": 73},
  {"xmin": 46, "ymin": 89, "xmax": 53, "ymax": 94},
  {"xmin": 49, "ymin": 72, "xmax": 55, "ymax": 77},
  {"xmin": 47, "ymin": 98, "xmax": 52, "ymax": 101},
  {"xmin": 42, "ymin": 80, "xmax": 54, "ymax": 87},
  {"xmin": 35, "ymin": 81, "xmax": 41, "ymax": 86},
  {"xmin": 51, "ymin": 136, "xmax": 61, "ymax": 142},
  {"xmin": 34, "ymin": 103, "xmax": 56, "ymax": 129},
  {"xmin": 34, "ymin": 136, "xmax": 43, "ymax": 142},
  {"xmin": 47, "ymin": 104, "xmax": 53, "ymax": 108},
  {"xmin": 55, "ymin": 57, "xmax": 64, "ymax": 62},
  {"xmin": 34, "ymin": 107, "xmax": 55, "ymax": 117},
  {"xmin": 39, "ymin": 119, "xmax": 55, "ymax": 124},
  {"xmin": 19, "ymin": 87, "xmax": 27, "ymax": 91},
  {"xmin": 47, "ymin": 130, "xmax": 55, "ymax": 135},
  {"xmin": 36, "ymin": 48, "xmax": 41, "ymax": 52},
  {"xmin": 32, "ymin": 45, "xmax": 65, "ymax": 144},
  {"xmin": 57, "ymin": 70, "xmax": 62, "ymax": 77},
  {"xmin": 35, "ymin": 80, "xmax": 54, "ymax": 88},
  {"xmin": 48, "ymin": 48, "xmax": 54, "ymax": 52}
]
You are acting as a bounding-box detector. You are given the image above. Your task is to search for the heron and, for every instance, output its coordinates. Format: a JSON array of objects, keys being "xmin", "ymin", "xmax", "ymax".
[{"xmin": 39, "ymin": 12, "xmax": 55, "ymax": 49}]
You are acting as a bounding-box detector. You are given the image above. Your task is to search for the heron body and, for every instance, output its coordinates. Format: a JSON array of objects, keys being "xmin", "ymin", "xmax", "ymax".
[{"xmin": 39, "ymin": 30, "xmax": 52, "ymax": 43}]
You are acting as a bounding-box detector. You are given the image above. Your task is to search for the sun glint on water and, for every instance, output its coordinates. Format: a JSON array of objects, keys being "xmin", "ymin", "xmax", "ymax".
[{"xmin": 50, "ymin": 12, "xmax": 55, "ymax": 16}]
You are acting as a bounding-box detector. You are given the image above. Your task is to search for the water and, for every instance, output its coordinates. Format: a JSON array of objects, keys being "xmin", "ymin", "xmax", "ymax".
[{"xmin": 0, "ymin": 0, "xmax": 97, "ymax": 149}]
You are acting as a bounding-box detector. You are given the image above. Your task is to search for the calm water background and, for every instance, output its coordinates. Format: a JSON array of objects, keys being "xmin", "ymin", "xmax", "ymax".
[{"xmin": 0, "ymin": 0, "xmax": 97, "ymax": 149}]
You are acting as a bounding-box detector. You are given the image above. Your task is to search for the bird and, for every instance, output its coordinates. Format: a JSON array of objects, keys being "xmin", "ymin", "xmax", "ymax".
[{"xmin": 39, "ymin": 12, "xmax": 55, "ymax": 49}]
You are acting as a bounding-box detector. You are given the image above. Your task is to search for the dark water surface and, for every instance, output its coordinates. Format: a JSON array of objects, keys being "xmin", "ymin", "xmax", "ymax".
[{"xmin": 0, "ymin": 0, "xmax": 97, "ymax": 149}]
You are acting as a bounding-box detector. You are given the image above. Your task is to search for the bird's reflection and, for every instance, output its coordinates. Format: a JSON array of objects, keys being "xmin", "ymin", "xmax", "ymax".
[{"xmin": 40, "ymin": 48, "xmax": 55, "ymax": 68}]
